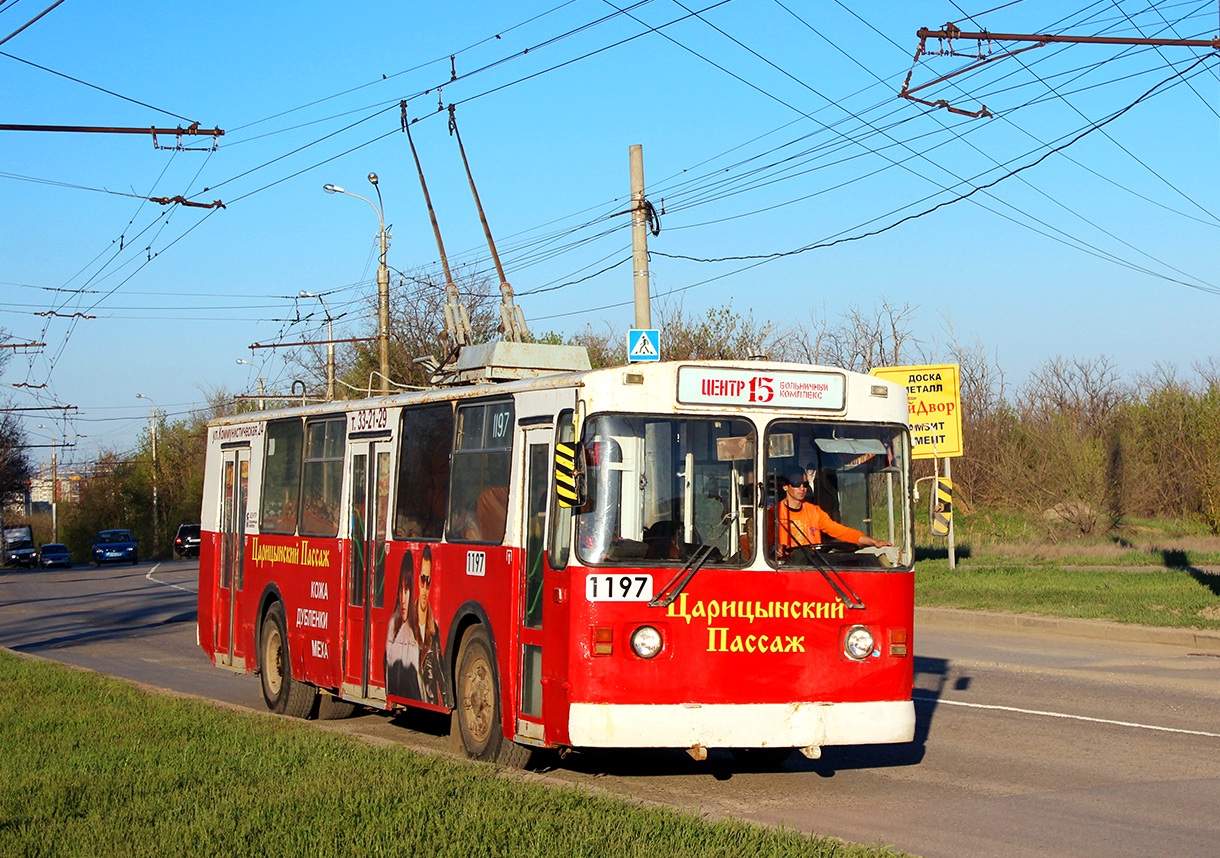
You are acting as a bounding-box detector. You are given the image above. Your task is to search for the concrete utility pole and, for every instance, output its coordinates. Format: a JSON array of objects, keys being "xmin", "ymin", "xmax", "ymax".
[{"xmin": 630, "ymin": 145, "xmax": 652, "ymax": 330}]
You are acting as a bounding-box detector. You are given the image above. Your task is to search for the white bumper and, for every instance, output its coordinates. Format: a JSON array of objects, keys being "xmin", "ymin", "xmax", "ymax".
[{"xmin": 568, "ymin": 699, "xmax": 915, "ymax": 749}]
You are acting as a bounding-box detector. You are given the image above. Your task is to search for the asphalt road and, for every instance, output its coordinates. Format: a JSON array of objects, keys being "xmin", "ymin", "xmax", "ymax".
[{"xmin": 3, "ymin": 558, "xmax": 1218, "ymax": 857}]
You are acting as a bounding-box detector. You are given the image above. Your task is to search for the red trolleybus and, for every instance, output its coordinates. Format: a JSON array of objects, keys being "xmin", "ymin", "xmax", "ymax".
[{"xmin": 198, "ymin": 357, "xmax": 915, "ymax": 765}]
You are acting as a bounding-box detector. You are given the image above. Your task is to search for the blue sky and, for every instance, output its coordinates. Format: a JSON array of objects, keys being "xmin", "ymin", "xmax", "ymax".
[{"xmin": 3, "ymin": 0, "xmax": 1218, "ymax": 467}]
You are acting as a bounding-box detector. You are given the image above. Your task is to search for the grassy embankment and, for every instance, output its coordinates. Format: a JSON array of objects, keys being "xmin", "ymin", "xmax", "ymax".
[
  {"xmin": 915, "ymin": 509, "xmax": 1220, "ymax": 629},
  {"xmin": 0, "ymin": 652, "xmax": 905, "ymax": 858}
]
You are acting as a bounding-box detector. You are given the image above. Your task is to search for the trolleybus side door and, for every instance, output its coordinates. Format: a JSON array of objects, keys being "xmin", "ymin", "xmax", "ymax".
[
  {"xmin": 343, "ymin": 436, "xmax": 392, "ymax": 702},
  {"xmin": 215, "ymin": 446, "xmax": 249, "ymax": 668},
  {"xmin": 516, "ymin": 424, "xmax": 552, "ymax": 742}
]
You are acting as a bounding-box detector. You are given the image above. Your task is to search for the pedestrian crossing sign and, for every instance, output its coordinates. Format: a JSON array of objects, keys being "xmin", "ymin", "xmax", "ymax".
[{"xmin": 627, "ymin": 329, "xmax": 660, "ymax": 362}]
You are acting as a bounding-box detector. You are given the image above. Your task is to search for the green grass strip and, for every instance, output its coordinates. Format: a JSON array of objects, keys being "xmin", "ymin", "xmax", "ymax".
[
  {"xmin": 916, "ymin": 561, "xmax": 1220, "ymax": 629},
  {"xmin": 0, "ymin": 652, "xmax": 904, "ymax": 858}
]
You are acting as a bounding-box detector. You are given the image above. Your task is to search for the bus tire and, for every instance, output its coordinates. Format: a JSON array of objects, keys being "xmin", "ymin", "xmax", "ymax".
[
  {"xmin": 453, "ymin": 625, "xmax": 531, "ymax": 768},
  {"xmin": 259, "ymin": 601, "xmax": 316, "ymax": 718},
  {"xmin": 316, "ymin": 694, "xmax": 358, "ymax": 720}
]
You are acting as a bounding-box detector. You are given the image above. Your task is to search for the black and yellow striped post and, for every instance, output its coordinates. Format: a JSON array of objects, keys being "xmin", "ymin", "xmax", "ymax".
[
  {"xmin": 931, "ymin": 477, "xmax": 953, "ymax": 537},
  {"xmin": 554, "ymin": 442, "xmax": 578, "ymax": 508}
]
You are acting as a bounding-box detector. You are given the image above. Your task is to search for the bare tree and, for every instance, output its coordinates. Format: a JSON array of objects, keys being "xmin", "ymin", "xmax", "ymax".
[
  {"xmin": 0, "ymin": 335, "xmax": 33, "ymax": 504},
  {"xmin": 652, "ymin": 299, "xmax": 782, "ymax": 361},
  {"xmin": 0, "ymin": 411, "xmax": 33, "ymax": 503},
  {"xmin": 562, "ymin": 323, "xmax": 626, "ymax": 369},
  {"xmin": 936, "ymin": 318, "xmax": 1008, "ymax": 506},
  {"xmin": 286, "ymin": 266, "xmax": 501, "ymax": 396},
  {"xmin": 780, "ymin": 300, "xmax": 921, "ymax": 371},
  {"xmin": 1007, "ymin": 356, "xmax": 1131, "ymax": 535}
]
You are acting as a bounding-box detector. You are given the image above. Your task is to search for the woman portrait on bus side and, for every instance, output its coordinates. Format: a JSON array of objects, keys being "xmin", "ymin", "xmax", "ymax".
[
  {"xmin": 412, "ymin": 545, "xmax": 449, "ymax": 706},
  {"xmin": 385, "ymin": 552, "xmax": 422, "ymax": 700}
]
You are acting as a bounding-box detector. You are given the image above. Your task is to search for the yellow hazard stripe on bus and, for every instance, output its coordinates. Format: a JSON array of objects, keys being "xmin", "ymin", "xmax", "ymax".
[{"xmin": 554, "ymin": 442, "xmax": 578, "ymax": 508}]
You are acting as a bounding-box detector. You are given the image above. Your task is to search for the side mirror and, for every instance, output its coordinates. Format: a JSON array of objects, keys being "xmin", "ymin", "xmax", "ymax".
[{"xmin": 554, "ymin": 441, "xmax": 587, "ymax": 508}]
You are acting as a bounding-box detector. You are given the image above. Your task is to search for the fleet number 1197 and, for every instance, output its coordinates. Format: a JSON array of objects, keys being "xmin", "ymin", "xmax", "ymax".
[{"xmin": 585, "ymin": 574, "xmax": 652, "ymax": 602}]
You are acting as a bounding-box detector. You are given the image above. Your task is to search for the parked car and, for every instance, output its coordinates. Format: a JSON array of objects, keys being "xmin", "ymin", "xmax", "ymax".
[
  {"xmin": 92, "ymin": 529, "xmax": 139, "ymax": 566},
  {"xmin": 174, "ymin": 523, "xmax": 201, "ymax": 558},
  {"xmin": 38, "ymin": 543, "xmax": 71, "ymax": 568}
]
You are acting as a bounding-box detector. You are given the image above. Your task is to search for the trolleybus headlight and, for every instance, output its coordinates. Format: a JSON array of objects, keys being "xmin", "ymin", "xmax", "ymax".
[
  {"xmin": 630, "ymin": 625, "xmax": 663, "ymax": 659},
  {"xmin": 844, "ymin": 625, "xmax": 876, "ymax": 660}
]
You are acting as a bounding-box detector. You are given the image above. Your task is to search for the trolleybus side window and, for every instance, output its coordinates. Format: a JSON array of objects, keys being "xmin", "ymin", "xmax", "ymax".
[
  {"xmin": 394, "ymin": 403, "xmax": 454, "ymax": 540},
  {"xmin": 261, "ymin": 418, "xmax": 302, "ymax": 534},
  {"xmin": 300, "ymin": 417, "xmax": 346, "ymax": 537},
  {"xmin": 448, "ymin": 400, "xmax": 514, "ymax": 544}
]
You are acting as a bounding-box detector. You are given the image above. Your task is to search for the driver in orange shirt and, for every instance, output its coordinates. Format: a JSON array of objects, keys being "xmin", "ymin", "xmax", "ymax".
[{"xmin": 776, "ymin": 468, "xmax": 891, "ymax": 560}]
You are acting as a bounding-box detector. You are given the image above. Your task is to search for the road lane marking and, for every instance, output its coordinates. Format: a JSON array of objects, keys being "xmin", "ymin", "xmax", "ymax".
[
  {"xmin": 145, "ymin": 562, "xmax": 197, "ymax": 594},
  {"xmin": 913, "ymin": 692, "xmax": 1220, "ymax": 738}
]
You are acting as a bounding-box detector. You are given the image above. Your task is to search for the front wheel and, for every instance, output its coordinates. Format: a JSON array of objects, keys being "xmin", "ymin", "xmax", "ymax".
[
  {"xmin": 259, "ymin": 601, "xmax": 316, "ymax": 718},
  {"xmin": 452, "ymin": 625, "xmax": 530, "ymax": 768}
]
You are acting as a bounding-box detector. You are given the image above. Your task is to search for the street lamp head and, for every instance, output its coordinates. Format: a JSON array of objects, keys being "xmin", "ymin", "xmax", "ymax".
[
  {"xmin": 368, "ymin": 172, "xmax": 379, "ymax": 186},
  {"xmin": 323, "ymin": 183, "xmax": 344, "ymax": 194}
]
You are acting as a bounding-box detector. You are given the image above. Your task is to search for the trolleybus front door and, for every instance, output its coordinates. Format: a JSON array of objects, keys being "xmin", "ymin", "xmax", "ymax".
[
  {"xmin": 343, "ymin": 438, "xmax": 391, "ymax": 703},
  {"xmin": 215, "ymin": 447, "xmax": 249, "ymax": 668},
  {"xmin": 516, "ymin": 427, "xmax": 552, "ymax": 742}
]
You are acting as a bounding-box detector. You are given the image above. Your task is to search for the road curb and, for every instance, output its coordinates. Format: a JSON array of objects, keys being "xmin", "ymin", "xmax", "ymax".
[{"xmin": 915, "ymin": 606, "xmax": 1220, "ymax": 653}]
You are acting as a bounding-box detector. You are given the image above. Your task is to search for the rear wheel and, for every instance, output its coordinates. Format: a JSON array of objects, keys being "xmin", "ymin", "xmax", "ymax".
[
  {"xmin": 259, "ymin": 602, "xmax": 316, "ymax": 718},
  {"xmin": 452, "ymin": 625, "xmax": 531, "ymax": 768},
  {"xmin": 316, "ymin": 694, "xmax": 358, "ymax": 720}
]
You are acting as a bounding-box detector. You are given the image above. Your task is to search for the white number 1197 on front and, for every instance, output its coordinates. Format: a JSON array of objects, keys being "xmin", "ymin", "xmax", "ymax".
[{"xmin": 585, "ymin": 574, "xmax": 653, "ymax": 602}]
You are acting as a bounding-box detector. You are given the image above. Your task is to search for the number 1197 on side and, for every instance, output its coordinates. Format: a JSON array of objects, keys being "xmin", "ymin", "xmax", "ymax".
[{"xmin": 585, "ymin": 574, "xmax": 652, "ymax": 602}]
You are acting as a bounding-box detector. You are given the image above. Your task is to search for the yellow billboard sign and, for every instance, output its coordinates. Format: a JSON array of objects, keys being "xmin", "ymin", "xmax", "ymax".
[{"xmin": 871, "ymin": 363, "xmax": 963, "ymax": 459}]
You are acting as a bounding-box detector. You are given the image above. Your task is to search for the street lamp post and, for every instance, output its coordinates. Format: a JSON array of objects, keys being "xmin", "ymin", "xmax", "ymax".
[
  {"xmin": 235, "ymin": 359, "xmax": 266, "ymax": 409},
  {"xmin": 135, "ymin": 393, "xmax": 158, "ymax": 555},
  {"xmin": 299, "ymin": 291, "xmax": 335, "ymax": 400},
  {"xmin": 36, "ymin": 424, "xmax": 60, "ymax": 543},
  {"xmin": 324, "ymin": 174, "xmax": 390, "ymax": 395}
]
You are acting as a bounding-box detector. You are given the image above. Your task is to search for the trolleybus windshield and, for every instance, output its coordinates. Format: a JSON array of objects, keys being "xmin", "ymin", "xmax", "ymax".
[{"xmin": 765, "ymin": 420, "xmax": 911, "ymax": 570}]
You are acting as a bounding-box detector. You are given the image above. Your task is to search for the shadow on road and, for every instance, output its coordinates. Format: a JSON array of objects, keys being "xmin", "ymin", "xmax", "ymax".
[{"xmin": 0, "ymin": 565, "xmax": 197, "ymax": 654}]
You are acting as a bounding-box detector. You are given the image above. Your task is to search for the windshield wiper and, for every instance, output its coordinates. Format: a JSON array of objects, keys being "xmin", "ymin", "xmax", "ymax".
[
  {"xmin": 649, "ymin": 511, "xmax": 738, "ymax": 608},
  {"xmin": 786, "ymin": 545, "xmax": 867, "ymax": 610}
]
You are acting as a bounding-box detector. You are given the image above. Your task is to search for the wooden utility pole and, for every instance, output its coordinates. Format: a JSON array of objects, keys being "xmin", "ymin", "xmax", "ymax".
[{"xmin": 630, "ymin": 144, "xmax": 651, "ymax": 330}]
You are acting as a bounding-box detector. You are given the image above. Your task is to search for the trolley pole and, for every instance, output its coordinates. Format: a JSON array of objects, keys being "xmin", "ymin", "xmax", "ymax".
[{"xmin": 630, "ymin": 144, "xmax": 651, "ymax": 329}]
